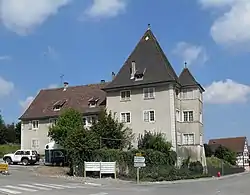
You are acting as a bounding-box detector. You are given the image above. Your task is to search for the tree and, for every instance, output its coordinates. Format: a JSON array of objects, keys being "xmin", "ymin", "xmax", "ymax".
[
  {"xmin": 138, "ymin": 131, "xmax": 172, "ymax": 153},
  {"xmin": 204, "ymin": 144, "xmax": 213, "ymax": 157},
  {"xmin": 214, "ymin": 145, "xmax": 237, "ymax": 165},
  {"xmin": 4, "ymin": 123, "xmax": 16, "ymax": 143},
  {"xmin": 15, "ymin": 122, "xmax": 21, "ymax": 144},
  {"xmin": 0, "ymin": 115, "xmax": 6, "ymax": 144},
  {"xmin": 48, "ymin": 108, "xmax": 84, "ymax": 149},
  {"xmin": 90, "ymin": 109, "xmax": 134, "ymax": 149}
]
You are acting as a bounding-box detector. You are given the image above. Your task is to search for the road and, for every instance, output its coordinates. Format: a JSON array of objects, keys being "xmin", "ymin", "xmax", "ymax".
[{"xmin": 0, "ymin": 164, "xmax": 250, "ymax": 194}]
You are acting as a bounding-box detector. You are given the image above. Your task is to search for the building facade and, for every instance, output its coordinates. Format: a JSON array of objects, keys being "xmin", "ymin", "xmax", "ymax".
[
  {"xmin": 209, "ymin": 137, "xmax": 249, "ymax": 170},
  {"xmin": 20, "ymin": 26, "xmax": 206, "ymax": 166},
  {"xmin": 19, "ymin": 82, "xmax": 107, "ymax": 154},
  {"xmin": 103, "ymin": 27, "xmax": 206, "ymax": 165}
]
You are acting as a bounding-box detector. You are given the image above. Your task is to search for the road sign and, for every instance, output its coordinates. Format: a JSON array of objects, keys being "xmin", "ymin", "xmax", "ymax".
[
  {"xmin": 134, "ymin": 156, "xmax": 145, "ymax": 163},
  {"xmin": 134, "ymin": 162, "xmax": 146, "ymax": 168},
  {"xmin": 136, "ymin": 153, "xmax": 142, "ymax": 156},
  {"xmin": 0, "ymin": 163, "xmax": 8, "ymax": 172}
]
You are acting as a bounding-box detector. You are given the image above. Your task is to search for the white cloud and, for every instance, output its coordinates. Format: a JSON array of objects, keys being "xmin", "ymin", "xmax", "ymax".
[
  {"xmin": 43, "ymin": 46, "xmax": 58, "ymax": 59},
  {"xmin": 19, "ymin": 96, "xmax": 34, "ymax": 110},
  {"xmin": 204, "ymin": 79, "xmax": 250, "ymax": 104},
  {"xmin": 0, "ymin": 0, "xmax": 71, "ymax": 35},
  {"xmin": 199, "ymin": 0, "xmax": 250, "ymax": 47},
  {"xmin": 85, "ymin": 0, "xmax": 127, "ymax": 19},
  {"xmin": 0, "ymin": 76, "xmax": 14, "ymax": 97},
  {"xmin": 0, "ymin": 55, "xmax": 11, "ymax": 61},
  {"xmin": 172, "ymin": 42, "xmax": 208, "ymax": 66},
  {"xmin": 48, "ymin": 83, "xmax": 59, "ymax": 89}
]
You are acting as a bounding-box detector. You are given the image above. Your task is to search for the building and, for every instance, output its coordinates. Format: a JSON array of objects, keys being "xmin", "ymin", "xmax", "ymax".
[
  {"xmin": 208, "ymin": 137, "xmax": 249, "ymax": 170},
  {"xmin": 19, "ymin": 82, "xmax": 107, "ymax": 154},
  {"xmin": 103, "ymin": 26, "xmax": 206, "ymax": 165},
  {"xmin": 19, "ymin": 26, "xmax": 206, "ymax": 165}
]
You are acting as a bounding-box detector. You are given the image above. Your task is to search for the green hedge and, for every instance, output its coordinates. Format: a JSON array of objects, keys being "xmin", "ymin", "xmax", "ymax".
[
  {"xmin": 0, "ymin": 144, "xmax": 20, "ymax": 158},
  {"xmin": 72, "ymin": 149, "xmax": 208, "ymax": 181}
]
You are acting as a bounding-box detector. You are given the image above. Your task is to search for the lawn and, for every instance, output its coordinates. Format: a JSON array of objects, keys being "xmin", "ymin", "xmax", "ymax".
[{"xmin": 0, "ymin": 144, "xmax": 20, "ymax": 158}]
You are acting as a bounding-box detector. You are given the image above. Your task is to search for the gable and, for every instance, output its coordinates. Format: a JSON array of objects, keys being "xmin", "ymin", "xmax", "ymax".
[{"xmin": 104, "ymin": 27, "xmax": 178, "ymax": 91}]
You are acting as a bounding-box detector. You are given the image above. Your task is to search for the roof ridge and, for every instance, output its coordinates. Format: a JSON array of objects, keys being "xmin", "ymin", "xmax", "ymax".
[{"xmin": 41, "ymin": 82, "xmax": 111, "ymax": 91}]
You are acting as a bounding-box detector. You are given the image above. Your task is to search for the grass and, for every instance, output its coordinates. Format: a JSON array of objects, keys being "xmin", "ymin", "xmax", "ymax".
[
  {"xmin": 206, "ymin": 156, "xmax": 233, "ymax": 168},
  {"xmin": 0, "ymin": 144, "xmax": 20, "ymax": 158}
]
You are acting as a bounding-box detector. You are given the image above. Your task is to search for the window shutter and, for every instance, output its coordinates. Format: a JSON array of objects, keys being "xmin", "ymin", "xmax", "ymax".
[
  {"xmin": 177, "ymin": 132, "xmax": 181, "ymax": 145},
  {"xmin": 144, "ymin": 111, "xmax": 149, "ymax": 122}
]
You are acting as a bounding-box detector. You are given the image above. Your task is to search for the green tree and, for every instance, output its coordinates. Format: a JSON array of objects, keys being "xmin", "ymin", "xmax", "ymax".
[
  {"xmin": 15, "ymin": 122, "xmax": 21, "ymax": 144},
  {"xmin": 90, "ymin": 109, "xmax": 134, "ymax": 149},
  {"xmin": 0, "ymin": 115, "xmax": 6, "ymax": 144},
  {"xmin": 138, "ymin": 131, "xmax": 172, "ymax": 153},
  {"xmin": 214, "ymin": 145, "xmax": 237, "ymax": 165},
  {"xmin": 48, "ymin": 108, "xmax": 84, "ymax": 149},
  {"xmin": 5, "ymin": 123, "xmax": 16, "ymax": 143},
  {"xmin": 204, "ymin": 143, "xmax": 213, "ymax": 157}
]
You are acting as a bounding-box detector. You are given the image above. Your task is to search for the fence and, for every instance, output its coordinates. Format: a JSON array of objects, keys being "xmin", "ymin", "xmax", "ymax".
[
  {"xmin": 207, "ymin": 165, "xmax": 245, "ymax": 176},
  {"xmin": 83, "ymin": 161, "xmax": 116, "ymax": 179}
]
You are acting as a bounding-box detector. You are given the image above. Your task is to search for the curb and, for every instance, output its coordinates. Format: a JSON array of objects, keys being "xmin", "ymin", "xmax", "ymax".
[{"xmin": 139, "ymin": 171, "xmax": 249, "ymax": 185}]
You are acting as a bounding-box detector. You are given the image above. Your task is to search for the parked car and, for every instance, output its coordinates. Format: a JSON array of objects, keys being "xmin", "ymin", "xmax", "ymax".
[{"xmin": 3, "ymin": 149, "xmax": 40, "ymax": 166}]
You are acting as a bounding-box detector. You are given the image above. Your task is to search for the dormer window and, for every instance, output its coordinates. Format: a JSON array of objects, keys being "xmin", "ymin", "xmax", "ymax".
[
  {"xmin": 134, "ymin": 72, "xmax": 144, "ymax": 81},
  {"xmin": 88, "ymin": 97, "xmax": 99, "ymax": 108},
  {"xmin": 53, "ymin": 100, "xmax": 66, "ymax": 111}
]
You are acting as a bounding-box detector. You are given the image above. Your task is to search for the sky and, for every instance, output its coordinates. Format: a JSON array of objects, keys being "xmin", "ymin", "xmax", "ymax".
[{"xmin": 0, "ymin": 0, "xmax": 250, "ymax": 142}]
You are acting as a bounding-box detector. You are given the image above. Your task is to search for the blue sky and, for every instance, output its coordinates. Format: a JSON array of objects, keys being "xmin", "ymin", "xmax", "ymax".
[{"xmin": 0, "ymin": 0, "xmax": 250, "ymax": 142}]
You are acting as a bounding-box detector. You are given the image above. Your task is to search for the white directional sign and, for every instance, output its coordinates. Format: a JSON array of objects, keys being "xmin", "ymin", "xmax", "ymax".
[
  {"xmin": 134, "ymin": 156, "xmax": 146, "ymax": 167},
  {"xmin": 134, "ymin": 156, "xmax": 145, "ymax": 163}
]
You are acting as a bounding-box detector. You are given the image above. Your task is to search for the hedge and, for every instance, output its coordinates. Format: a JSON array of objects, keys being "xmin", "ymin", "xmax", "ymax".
[
  {"xmin": 72, "ymin": 149, "xmax": 208, "ymax": 181},
  {"xmin": 0, "ymin": 144, "xmax": 20, "ymax": 158}
]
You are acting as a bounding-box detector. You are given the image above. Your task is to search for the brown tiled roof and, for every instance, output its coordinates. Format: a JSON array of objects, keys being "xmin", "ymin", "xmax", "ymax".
[
  {"xmin": 103, "ymin": 27, "xmax": 179, "ymax": 91},
  {"xmin": 208, "ymin": 137, "xmax": 247, "ymax": 153},
  {"xmin": 178, "ymin": 68, "xmax": 205, "ymax": 92},
  {"xmin": 19, "ymin": 82, "xmax": 109, "ymax": 120}
]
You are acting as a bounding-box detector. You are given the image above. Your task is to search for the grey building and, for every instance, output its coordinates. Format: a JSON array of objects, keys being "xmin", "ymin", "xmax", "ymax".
[{"xmin": 103, "ymin": 26, "xmax": 206, "ymax": 165}]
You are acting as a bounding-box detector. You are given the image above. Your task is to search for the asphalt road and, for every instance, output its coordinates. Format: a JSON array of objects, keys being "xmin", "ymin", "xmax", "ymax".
[{"xmin": 0, "ymin": 164, "xmax": 250, "ymax": 195}]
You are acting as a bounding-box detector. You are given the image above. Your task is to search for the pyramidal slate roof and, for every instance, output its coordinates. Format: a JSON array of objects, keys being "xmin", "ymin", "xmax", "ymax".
[
  {"xmin": 103, "ymin": 27, "xmax": 179, "ymax": 90},
  {"xmin": 179, "ymin": 67, "xmax": 205, "ymax": 92}
]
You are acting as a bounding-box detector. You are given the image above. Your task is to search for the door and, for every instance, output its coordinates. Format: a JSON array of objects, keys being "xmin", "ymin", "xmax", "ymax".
[{"xmin": 13, "ymin": 150, "xmax": 23, "ymax": 162}]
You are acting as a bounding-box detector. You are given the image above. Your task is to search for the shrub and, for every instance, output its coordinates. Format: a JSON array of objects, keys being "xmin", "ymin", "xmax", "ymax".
[
  {"xmin": 0, "ymin": 144, "xmax": 20, "ymax": 157},
  {"xmin": 189, "ymin": 161, "xmax": 203, "ymax": 174}
]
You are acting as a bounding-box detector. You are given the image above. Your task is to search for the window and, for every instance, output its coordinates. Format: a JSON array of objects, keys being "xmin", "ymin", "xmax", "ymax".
[
  {"xmin": 182, "ymin": 89, "xmax": 188, "ymax": 99},
  {"xmin": 199, "ymin": 112, "xmax": 202, "ymax": 123},
  {"xmin": 14, "ymin": 151, "xmax": 22, "ymax": 155},
  {"xmin": 183, "ymin": 111, "xmax": 194, "ymax": 122},
  {"xmin": 24, "ymin": 151, "xmax": 30, "ymax": 155},
  {"xmin": 143, "ymin": 110, "xmax": 155, "ymax": 122},
  {"xmin": 31, "ymin": 139, "xmax": 39, "ymax": 148},
  {"xmin": 120, "ymin": 112, "xmax": 131, "ymax": 123},
  {"xmin": 183, "ymin": 134, "xmax": 195, "ymax": 145},
  {"xmin": 83, "ymin": 116, "xmax": 97, "ymax": 127},
  {"xmin": 200, "ymin": 134, "xmax": 203, "ymax": 145},
  {"xmin": 32, "ymin": 120, "xmax": 39, "ymax": 129},
  {"xmin": 120, "ymin": 90, "xmax": 131, "ymax": 101},
  {"xmin": 49, "ymin": 118, "xmax": 57, "ymax": 126},
  {"xmin": 176, "ymin": 110, "xmax": 180, "ymax": 122},
  {"xmin": 143, "ymin": 88, "xmax": 155, "ymax": 99}
]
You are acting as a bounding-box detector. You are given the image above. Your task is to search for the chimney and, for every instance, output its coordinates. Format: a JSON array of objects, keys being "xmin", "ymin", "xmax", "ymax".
[
  {"xmin": 131, "ymin": 61, "xmax": 136, "ymax": 79},
  {"xmin": 63, "ymin": 82, "xmax": 68, "ymax": 91},
  {"xmin": 101, "ymin": 80, "xmax": 105, "ymax": 83},
  {"xmin": 112, "ymin": 72, "xmax": 116, "ymax": 80}
]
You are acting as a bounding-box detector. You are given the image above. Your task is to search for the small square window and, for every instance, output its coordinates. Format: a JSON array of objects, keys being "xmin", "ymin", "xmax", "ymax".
[
  {"xmin": 120, "ymin": 90, "xmax": 131, "ymax": 101},
  {"xmin": 183, "ymin": 134, "xmax": 194, "ymax": 145},
  {"xmin": 120, "ymin": 112, "xmax": 131, "ymax": 123},
  {"xmin": 183, "ymin": 111, "xmax": 194, "ymax": 122},
  {"xmin": 143, "ymin": 110, "xmax": 155, "ymax": 122},
  {"xmin": 143, "ymin": 88, "xmax": 155, "ymax": 99},
  {"xmin": 32, "ymin": 120, "xmax": 39, "ymax": 129}
]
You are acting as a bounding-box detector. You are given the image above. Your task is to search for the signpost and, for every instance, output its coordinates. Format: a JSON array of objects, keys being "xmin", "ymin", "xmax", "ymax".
[{"xmin": 134, "ymin": 153, "xmax": 146, "ymax": 184}]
